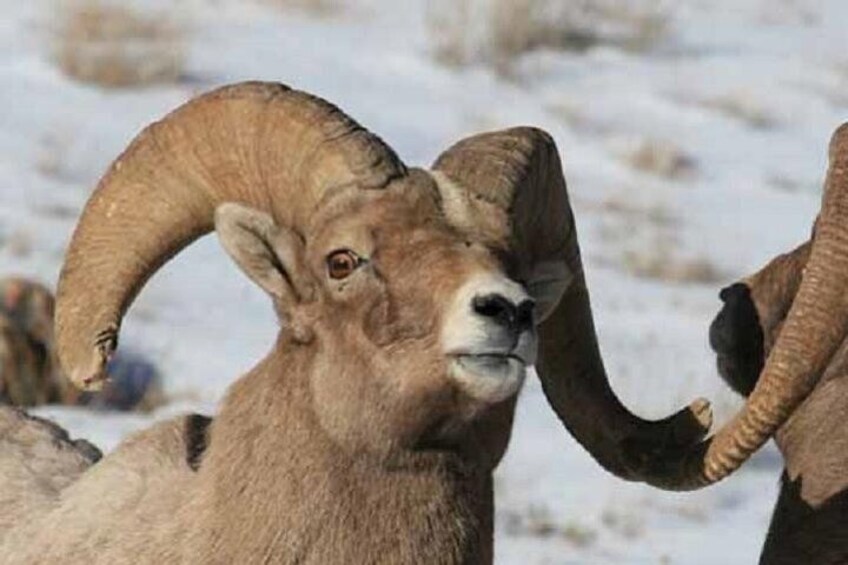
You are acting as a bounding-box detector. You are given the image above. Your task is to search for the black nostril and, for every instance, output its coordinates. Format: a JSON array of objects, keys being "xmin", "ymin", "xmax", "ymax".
[
  {"xmin": 515, "ymin": 299, "xmax": 535, "ymax": 333},
  {"xmin": 472, "ymin": 294, "xmax": 513, "ymax": 325},
  {"xmin": 472, "ymin": 294, "xmax": 534, "ymax": 333}
]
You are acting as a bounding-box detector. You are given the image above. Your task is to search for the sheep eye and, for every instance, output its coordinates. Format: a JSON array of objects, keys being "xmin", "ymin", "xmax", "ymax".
[{"xmin": 327, "ymin": 249, "xmax": 361, "ymax": 280}]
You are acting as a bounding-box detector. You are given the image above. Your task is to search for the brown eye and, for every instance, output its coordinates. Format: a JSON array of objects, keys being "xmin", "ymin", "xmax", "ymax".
[{"xmin": 327, "ymin": 249, "xmax": 361, "ymax": 280}]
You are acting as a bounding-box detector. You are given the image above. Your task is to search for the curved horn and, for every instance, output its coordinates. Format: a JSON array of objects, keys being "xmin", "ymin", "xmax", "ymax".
[
  {"xmin": 630, "ymin": 123, "xmax": 848, "ymax": 489},
  {"xmin": 431, "ymin": 127, "xmax": 711, "ymax": 481},
  {"xmin": 56, "ymin": 82, "xmax": 405, "ymax": 390}
]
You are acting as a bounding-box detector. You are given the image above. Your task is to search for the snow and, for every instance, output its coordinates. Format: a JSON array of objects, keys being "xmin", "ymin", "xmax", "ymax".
[{"xmin": 2, "ymin": 0, "xmax": 845, "ymax": 562}]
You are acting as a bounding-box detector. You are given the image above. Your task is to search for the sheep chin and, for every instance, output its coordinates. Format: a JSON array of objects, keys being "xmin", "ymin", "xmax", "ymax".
[{"xmin": 448, "ymin": 354, "xmax": 527, "ymax": 403}]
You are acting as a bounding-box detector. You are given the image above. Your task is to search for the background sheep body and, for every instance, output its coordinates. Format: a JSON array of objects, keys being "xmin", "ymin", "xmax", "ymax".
[{"xmin": 712, "ymin": 247, "xmax": 848, "ymax": 563}]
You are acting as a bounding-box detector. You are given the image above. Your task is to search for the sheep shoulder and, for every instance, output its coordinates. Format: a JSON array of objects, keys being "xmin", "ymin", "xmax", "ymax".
[
  {"xmin": 0, "ymin": 407, "xmax": 100, "ymax": 535},
  {"xmin": 0, "ymin": 410, "xmax": 210, "ymax": 564}
]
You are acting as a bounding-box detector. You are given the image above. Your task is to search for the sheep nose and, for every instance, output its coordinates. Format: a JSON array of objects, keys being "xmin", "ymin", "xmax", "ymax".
[{"xmin": 472, "ymin": 294, "xmax": 535, "ymax": 334}]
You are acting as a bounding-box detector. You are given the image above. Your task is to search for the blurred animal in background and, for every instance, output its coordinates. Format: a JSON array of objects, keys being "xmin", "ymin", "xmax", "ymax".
[
  {"xmin": 0, "ymin": 277, "xmax": 162, "ymax": 411},
  {"xmin": 0, "ymin": 277, "xmax": 74, "ymax": 406},
  {"xmin": 709, "ymin": 130, "xmax": 848, "ymax": 564}
]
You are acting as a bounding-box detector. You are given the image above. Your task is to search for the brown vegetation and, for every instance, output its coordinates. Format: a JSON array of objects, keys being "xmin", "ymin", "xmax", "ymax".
[
  {"xmin": 51, "ymin": 1, "xmax": 186, "ymax": 88},
  {"xmin": 428, "ymin": 0, "xmax": 670, "ymax": 74}
]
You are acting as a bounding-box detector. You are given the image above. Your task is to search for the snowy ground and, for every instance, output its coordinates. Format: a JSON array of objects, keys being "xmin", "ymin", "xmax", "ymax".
[{"xmin": 2, "ymin": 0, "xmax": 846, "ymax": 562}]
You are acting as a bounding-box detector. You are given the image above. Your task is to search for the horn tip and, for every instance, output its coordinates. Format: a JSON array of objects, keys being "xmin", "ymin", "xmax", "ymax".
[
  {"xmin": 71, "ymin": 364, "xmax": 110, "ymax": 392},
  {"xmin": 688, "ymin": 397, "xmax": 714, "ymax": 430},
  {"xmin": 67, "ymin": 337, "xmax": 117, "ymax": 392}
]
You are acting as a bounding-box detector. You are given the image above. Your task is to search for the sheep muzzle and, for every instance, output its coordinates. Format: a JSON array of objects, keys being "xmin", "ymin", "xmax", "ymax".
[{"xmin": 441, "ymin": 273, "xmax": 537, "ymax": 404}]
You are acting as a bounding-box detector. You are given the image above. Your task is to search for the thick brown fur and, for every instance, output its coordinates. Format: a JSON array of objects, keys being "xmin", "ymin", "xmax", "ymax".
[
  {"xmin": 0, "ymin": 182, "xmax": 519, "ymax": 564},
  {"xmin": 710, "ymin": 240, "xmax": 848, "ymax": 564}
]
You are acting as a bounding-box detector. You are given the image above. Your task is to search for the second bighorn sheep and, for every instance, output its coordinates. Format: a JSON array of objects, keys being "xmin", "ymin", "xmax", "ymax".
[
  {"xmin": 709, "ymin": 125, "xmax": 848, "ymax": 565},
  {"xmin": 3, "ymin": 82, "xmax": 845, "ymax": 562},
  {"xmin": 0, "ymin": 278, "xmax": 69, "ymax": 406},
  {"xmin": 0, "ymin": 277, "xmax": 161, "ymax": 411}
]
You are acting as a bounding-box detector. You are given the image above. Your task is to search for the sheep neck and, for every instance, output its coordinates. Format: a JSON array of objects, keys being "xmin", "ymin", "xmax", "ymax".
[{"xmin": 194, "ymin": 337, "xmax": 494, "ymax": 564}]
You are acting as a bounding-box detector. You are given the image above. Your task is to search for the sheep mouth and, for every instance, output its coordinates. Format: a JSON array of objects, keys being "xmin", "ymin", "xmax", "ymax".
[
  {"xmin": 447, "ymin": 352, "xmax": 528, "ymax": 403},
  {"xmin": 453, "ymin": 352, "xmax": 526, "ymax": 371}
]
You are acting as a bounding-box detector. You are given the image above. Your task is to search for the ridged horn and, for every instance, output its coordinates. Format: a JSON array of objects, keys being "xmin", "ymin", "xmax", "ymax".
[
  {"xmin": 631, "ymin": 122, "xmax": 848, "ymax": 489},
  {"xmin": 431, "ymin": 127, "xmax": 711, "ymax": 481},
  {"xmin": 56, "ymin": 82, "xmax": 406, "ymax": 390}
]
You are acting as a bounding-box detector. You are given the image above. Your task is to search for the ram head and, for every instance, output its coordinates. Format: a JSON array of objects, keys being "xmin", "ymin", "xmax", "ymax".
[{"xmin": 56, "ymin": 82, "xmax": 841, "ymax": 487}]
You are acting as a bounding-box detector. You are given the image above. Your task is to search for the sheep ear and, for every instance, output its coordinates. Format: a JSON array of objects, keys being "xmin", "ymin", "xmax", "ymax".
[
  {"xmin": 525, "ymin": 260, "xmax": 574, "ymax": 324},
  {"xmin": 215, "ymin": 203, "xmax": 311, "ymax": 306}
]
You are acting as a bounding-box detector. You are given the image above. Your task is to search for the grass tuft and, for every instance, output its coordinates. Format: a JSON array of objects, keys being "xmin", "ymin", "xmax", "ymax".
[
  {"xmin": 258, "ymin": 0, "xmax": 340, "ymax": 16},
  {"xmin": 51, "ymin": 1, "xmax": 187, "ymax": 88},
  {"xmin": 428, "ymin": 0, "xmax": 671, "ymax": 74}
]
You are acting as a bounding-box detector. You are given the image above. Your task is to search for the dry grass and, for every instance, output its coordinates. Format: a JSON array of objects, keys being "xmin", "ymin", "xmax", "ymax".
[
  {"xmin": 35, "ymin": 129, "xmax": 72, "ymax": 180},
  {"xmin": 597, "ymin": 194, "xmax": 675, "ymax": 227},
  {"xmin": 702, "ymin": 92, "xmax": 777, "ymax": 129},
  {"xmin": 428, "ymin": 0, "xmax": 671, "ymax": 73},
  {"xmin": 756, "ymin": 0, "xmax": 819, "ymax": 26},
  {"xmin": 502, "ymin": 505, "xmax": 597, "ymax": 547},
  {"xmin": 767, "ymin": 174, "xmax": 806, "ymax": 193},
  {"xmin": 3, "ymin": 230, "xmax": 34, "ymax": 259},
  {"xmin": 581, "ymin": 192, "xmax": 678, "ymax": 227},
  {"xmin": 600, "ymin": 507, "xmax": 644, "ymax": 539},
  {"xmin": 585, "ymin": 0, "xmax": 670, "ymax": 52},
  {"xmin": 427, "ymin": 0, "xmax": 473, "ymax": 67},
  {"xmin": 257, "ymin": 0, "xmax": 340, "ymax": 16},
  {"xmin": 34, "ymin": 203, "xmax": 80, "ymax": 220},
  {"xmin": 617, "ymin": 138, "xmax": 696, "ymax": 179},
  {"xmin": 818, "ymin": 60, "xmax": 848, "ymax": 107},
  {"xmin": 593, "ymin": 194, "xmax": 721, "ymax": 286},
  {"xmin": 621, "ymin": 244, "xmax": 722, "ymax": 284},
  {"xmin": 51, "ymin": 1, "xmax": 186, "ymax": 88},
  {"xmin": 670, "ymin": 502, "xmax": 709, "ymax": 524}
]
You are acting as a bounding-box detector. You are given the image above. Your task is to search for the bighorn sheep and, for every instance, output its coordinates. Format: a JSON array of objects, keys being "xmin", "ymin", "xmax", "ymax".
[
  {"xmin": 0, "ymin": 277, "xmax": 71, "ymax": 406},
  {"xmin": 709, "ymin": 125, "xmax": 848, "ymax": 564},
  {"xmin": 2, "ymin": 82, "xmax": 842, "ymax": 562},
  {"xmin": 0, "ymin": 277, "xmax": 160, "ymax": 410}
]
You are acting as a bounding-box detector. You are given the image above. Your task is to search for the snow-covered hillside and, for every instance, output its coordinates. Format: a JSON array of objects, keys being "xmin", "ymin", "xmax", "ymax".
[{"xmin": 2, "ymin": 1, "xmax": 845, "ymax": 562}]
